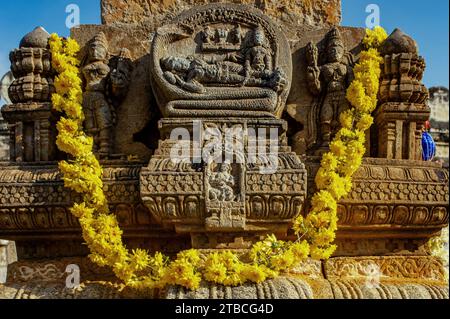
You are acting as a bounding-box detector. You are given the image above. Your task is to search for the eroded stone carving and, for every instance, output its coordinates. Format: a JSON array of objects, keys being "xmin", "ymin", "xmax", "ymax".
[
  {"xmin": 379, "ymin": 29, "xmax": 428, "ymax": 104},
  {"xmin": 150, "ymin": 3, "xmax": 292, "ymax": 118},
  {"xmin": 305, "ymin": 27, "xmax": 354, "ymax": 152},
  {"xmin": 81, "ymin": 32, "xmax": 133, "ymax": 158},
  {"xmin": 304, "ymin": 157, "xmax": 449, "ymax": 256},
  {"xmin": 140, "ymin": 4, "xmax": 306, "ymax": 246},
  {"xmin": 0, "ymin": 0, "xmax": 448, "ymax": 299},
  {"xmin": 8, "ymin": 27, "xmax": 54, "ymax": 104}
]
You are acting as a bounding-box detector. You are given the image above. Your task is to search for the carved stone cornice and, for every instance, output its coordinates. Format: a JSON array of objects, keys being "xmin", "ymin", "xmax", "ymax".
[{"xmin": 303, "ymin": 157, "xmax": 448, "ymax": 255}]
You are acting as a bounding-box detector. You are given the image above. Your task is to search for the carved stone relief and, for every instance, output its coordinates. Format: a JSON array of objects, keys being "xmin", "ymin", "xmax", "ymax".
[
  {"xmin": 81, "ymin": 32, "xmax": 133, "ymax": 158},
  {"xmin": 304, "ymin": 27, "xmax": 354, "ymax": 153},
  {"xmin": 150, "ymin": 3, "xmax": 292, "ymax": 119}
]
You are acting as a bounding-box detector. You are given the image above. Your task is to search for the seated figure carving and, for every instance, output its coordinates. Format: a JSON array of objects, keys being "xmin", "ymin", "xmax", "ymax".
[{"xmin": 207, "ymin": 163, "xmax": 236, "ymax": 202}]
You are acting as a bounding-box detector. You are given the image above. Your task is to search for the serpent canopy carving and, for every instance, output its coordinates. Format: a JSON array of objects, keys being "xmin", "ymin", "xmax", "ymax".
[{"xmin": 150, "ymin": 4, "xmax": 292, "ymax": 118}]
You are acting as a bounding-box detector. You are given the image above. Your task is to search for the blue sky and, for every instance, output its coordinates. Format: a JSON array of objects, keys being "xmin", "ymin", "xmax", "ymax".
[{"xmin": 0, "ymin": 0, "xmax": 448, "ymax": 103}]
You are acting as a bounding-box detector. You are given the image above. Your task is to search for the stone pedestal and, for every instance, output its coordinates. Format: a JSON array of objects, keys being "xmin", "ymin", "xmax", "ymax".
[{"xmin": 140, "ymin": 118, "xmax": 307, "ymax": 248}]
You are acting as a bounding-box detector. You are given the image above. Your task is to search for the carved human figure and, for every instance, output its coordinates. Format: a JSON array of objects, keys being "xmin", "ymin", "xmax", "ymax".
[
  {"xmin": 243, "ymin": 27, "xmax": 273, "ymax": 85},
  {"xmin": 81, "ymin": 34, "xmax": 133, "ymax": 157},
  {"xmin": 161, "ymin": 27, "xmax": 286, "ymax": 94},
  {"xmin": 109, "ymin": 48, "xmax": 133, "ymax": 106},
  {"xmin": 208, "ymin": 162, "xmax": 235, "ymax": 202},
  {"xmin": 161, "ymin": 56, "xmax": 244, "ymax": 93},
  {"xmin": 230, "ymin": 25, "xmax": 242, "ymax": 45},
  {"xmin": 306, "ymin": 27, "xmax": 354, "ymax": 149},
  {"xmin": 201, "ymin": 26, "xmax": 215, "ymax": 44},
  {"xmin": 82, "ymin": 32, "xmax": 114, "ymax": 156}
]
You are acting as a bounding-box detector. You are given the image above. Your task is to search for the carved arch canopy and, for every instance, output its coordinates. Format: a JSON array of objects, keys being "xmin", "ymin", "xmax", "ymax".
[{"xmin": 150, "ymin": 3, "xmax": 292, "ymax": 119}]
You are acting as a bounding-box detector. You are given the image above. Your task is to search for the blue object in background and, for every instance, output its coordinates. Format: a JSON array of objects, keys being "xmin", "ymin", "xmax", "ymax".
[{"xmin": 422, "ymin": 131, "xmax": 436, "ymax": 161}]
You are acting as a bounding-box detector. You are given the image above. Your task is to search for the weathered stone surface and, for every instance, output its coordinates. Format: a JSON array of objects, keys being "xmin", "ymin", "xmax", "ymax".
[
  {"xmin": 0, "ymin": 0, "xmax": 448, "ymax": 301},
  {"xmin": 72, "ymin": 25, "xmax": 158, "ymax": 161},
  {"xmin": 286, "ymin": 26, "xmax": 365, "ymax": 155},
  {"xmin": 1, "ymin": 278, "xmax": 447, "ymax": 299},
  {"xmin": 1, "ymin": 256, "xmax": 448, "ymax": 299},
  {"xmin": 324, "ymin": 256, "xmax": 447, "ymax": 282},
  {"xmin": 299, "ymin": 157, "xmax": 449, "ymax": 256},
  {"xmin": 0, "ymin": 282, "xmax": 125, "ymax": 299},
  {"xmin": 81, "ymin": 31, "xmax": 134, "ymax": 158},
  {"xmin": 0, "ymin": 163, "xmax": 191, "ymax": 259},
  {"xmin": 380, "ymin": 28, "xmax": 418, "ymax": 56},
  {"xmin": 71, "ymin": 24, "xmax": 366, "ymax": 162},
  {"xmin": 19, "ymin": 27, "xmax": 50, "ymax": 49},
  {"xmin": 0, "ymin": 240, "xmax": 17, "ymax": 284},
  {"xmin": 100, "ymin": 0, "xmax": 341, "ymax": 30},
  {"xmin": 162, "ymin": 276, "xmax": 315, "ymax": 299}
]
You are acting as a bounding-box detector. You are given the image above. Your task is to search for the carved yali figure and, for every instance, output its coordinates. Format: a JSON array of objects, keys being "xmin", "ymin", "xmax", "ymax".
[
  {"xmin": 81, "ymin": 33, "xmax": 133, "ymax": 158},
  {"xmin": 150, "ymin": 4, "xmax": 293, "ymax": 118},
  {"xmin": 306, "ymin": 27, "xmax": 354, "ymax": 151}
]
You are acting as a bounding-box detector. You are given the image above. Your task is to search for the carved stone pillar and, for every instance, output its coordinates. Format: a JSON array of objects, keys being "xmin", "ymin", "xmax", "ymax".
[
  {"xmin": 374, "ymin": 29, "xmax": 430, "ymax": 160},
  {"xmin": 1, "ymin": 27, "xmax": 58, "ymax": 163}
]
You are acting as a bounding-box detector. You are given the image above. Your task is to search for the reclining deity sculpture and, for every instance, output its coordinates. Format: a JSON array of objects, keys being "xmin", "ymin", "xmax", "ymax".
[{"xmin": 160, "ymin": 27, "xmax": 287, "ymax": 95}]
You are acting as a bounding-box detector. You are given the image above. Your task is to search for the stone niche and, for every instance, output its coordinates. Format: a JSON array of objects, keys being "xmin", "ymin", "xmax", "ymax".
[{"xmin": 0, "ymin": 0, "xmax": 448, "ymax": 299}]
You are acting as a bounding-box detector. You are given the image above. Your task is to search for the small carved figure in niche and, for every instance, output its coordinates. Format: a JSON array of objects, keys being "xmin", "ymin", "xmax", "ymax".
[
  {"xmin": 81, "ymin": 33, "xmax": 133, "ymax": 158},
  {"xmin": 201, "ymin": 26, "xmax": 215, "ymax": 44},
  {"xmin": 306, "ymin": 27, "xmax": 354, "ymax": 151},
  {"xmin": 207, "ymin": 162, "xmax": 235, "ymax": 202},
  {"xmin": 82, "ymin": 32, "xmax": 112, "ymax": 156},
  {"xmin": 230, "ymin": 25, "xmax": 242, "ymax": 45},
  {"xmin": 243, "ymin": 26, "xmax": 273, "ymax": 86},
  {"xmin": 217, "ymin": 28, "xmax": 228, "ymax": 44}
]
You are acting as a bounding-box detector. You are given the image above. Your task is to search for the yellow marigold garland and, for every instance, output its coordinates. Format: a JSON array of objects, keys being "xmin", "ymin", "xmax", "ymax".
[
  {"xmin": 293, "ymin": 26, "xmax": 388, "ymax": 259},
  {"xmin": 49, "ymin": 26, "xmax": 387, "ymax": 292}
]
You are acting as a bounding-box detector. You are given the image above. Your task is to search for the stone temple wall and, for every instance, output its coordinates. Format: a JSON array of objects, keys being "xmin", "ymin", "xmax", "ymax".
[
  {"xmin": 101, "ymin": 0, "xmax": 342, "ymax": 30},
  {"xmin": 0, "ymin": 0, "xmax": 448, "ymax": 299}
]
